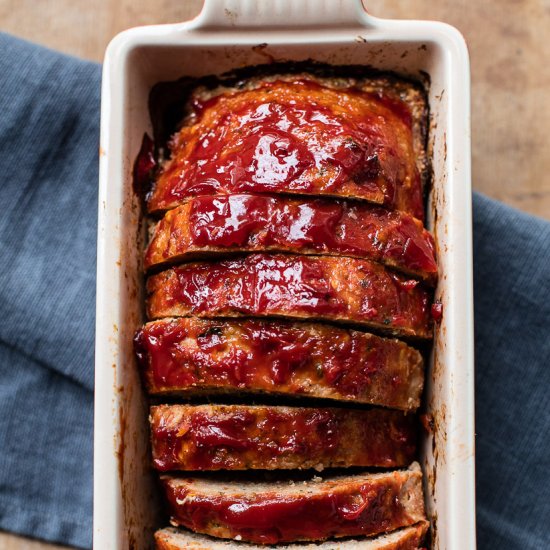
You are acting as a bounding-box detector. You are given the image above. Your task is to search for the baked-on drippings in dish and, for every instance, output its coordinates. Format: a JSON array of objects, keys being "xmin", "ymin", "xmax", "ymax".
[{"xmin": 147, "ymin": 79, "xmax": 424, "ymax": 219}]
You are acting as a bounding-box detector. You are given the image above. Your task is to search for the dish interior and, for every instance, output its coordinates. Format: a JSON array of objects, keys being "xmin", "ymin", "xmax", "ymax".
[{"xmin": 96, "ymin": 20, "xmax": 472, "ymax": 549}]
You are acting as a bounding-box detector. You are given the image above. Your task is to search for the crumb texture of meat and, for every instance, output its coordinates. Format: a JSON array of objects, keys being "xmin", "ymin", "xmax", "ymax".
[{"xmin": 154, "ymin": 521, "xmax": 430, "ymax": 549}]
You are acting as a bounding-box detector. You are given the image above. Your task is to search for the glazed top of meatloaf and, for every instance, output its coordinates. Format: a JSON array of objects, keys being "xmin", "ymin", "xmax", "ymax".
[{"xmin": 145, "ymin": 68, "xmax": 429, "ymax": 219}]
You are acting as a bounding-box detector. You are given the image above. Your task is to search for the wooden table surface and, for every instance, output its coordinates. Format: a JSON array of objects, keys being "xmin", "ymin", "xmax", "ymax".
[{"xmin": 0, "ymin": 0, "xmax": 548, "ymax": 548}]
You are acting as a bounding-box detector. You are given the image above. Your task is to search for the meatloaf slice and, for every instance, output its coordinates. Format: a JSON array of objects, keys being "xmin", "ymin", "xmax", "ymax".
[
  {"xmin": 150, "ymin": 404, "xmax": 417, "ymax": 471},
  {"xmin": 134, "ymin": 318, "xmax": 424, "ymax": 410},
  {"xmin": 154, "ymin": 521, "xmax": 430, "ymax": 549},
  {"xmin": 147, "ymin": 74, "xmax": 428, "ymax": 220},
  {"xmin": 146, "ymin": 254, "xmax": 432, "ymax": 339},
  {"xmin": 161, "ymin": 464, "xmax": 425, "ymax": 544},
  {"xmin": 144, "ymin": 194, "xmax": 437, "ymax": 284}
]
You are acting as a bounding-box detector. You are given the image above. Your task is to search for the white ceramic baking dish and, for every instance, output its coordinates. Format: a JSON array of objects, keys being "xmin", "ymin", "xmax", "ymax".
[{"xmin": 94, "ymin": 1, "xmax": 475, "ymax": 548}]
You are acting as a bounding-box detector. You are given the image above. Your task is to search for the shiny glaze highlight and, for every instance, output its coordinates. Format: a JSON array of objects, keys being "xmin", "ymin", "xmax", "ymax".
[
  {"xmin": 162, "ymin": 469, "xmax": 423, "ymax": 544},
  {"xmin": 150, "ymin": 404, "xmax": 417, "ymax": 471},
  {"xmin": 148, "ymin": 79, "xmax": 424, "ymax": 218},
  {"xmin": 146, "ymin": 254, "xmax": 433, "ymax": 339},
  {"xmin": 145, "ymin": 194, "xmax": 437, "ymax": 283},
  {"xmin": 134, "ymin": 318, "xmax": 424, "ymax": 410}
]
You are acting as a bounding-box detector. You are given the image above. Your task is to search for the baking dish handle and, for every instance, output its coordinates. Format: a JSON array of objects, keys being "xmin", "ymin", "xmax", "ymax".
[{"xmin": 195, "ymin": 0, "xmax": 374, "ymax": 29}]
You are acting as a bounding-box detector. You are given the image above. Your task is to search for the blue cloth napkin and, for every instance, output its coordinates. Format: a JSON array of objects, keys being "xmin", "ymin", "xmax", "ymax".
[
  {"xmin": 0, "ymin": 34, "xmax": 98, "ymax": 548},
  {"xmin": 0, "ymin": 33, "xmax": 548, "ymax": 550},
  {"xmin": 473, "ymin": 196, "xmax": 550, "ymax": 549}
]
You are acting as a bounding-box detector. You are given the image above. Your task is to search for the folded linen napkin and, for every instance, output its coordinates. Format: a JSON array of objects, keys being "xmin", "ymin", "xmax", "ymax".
[
  {"xmin": 473, "ymin": 195, "xmax": 550, "ymax": 549},
  {"xmin": 0, "ymin": 34, "xmax": 98, "ymax": 549},
  {"xmin": 0, "ymin": 33, "xmax": 548, "ymax": 550}
]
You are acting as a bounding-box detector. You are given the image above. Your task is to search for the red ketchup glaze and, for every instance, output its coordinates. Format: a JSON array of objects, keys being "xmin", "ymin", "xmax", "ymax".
[
  {"xmin": 431, "ymin": 300, "xmax": 443, "ymax": 322},
  {"xmin": 146, "ymin": 254, "xmax": 433, "ymax": 339},
  {"xmin": 152, "ymin": 409, "xmax": 255, "ymax": 471},
  {"xmin": 150, "ymin": 405, "xmax": 417, "ymax": 471},
  {"xmin": 146, "ymin": 194, "xmax": 437, "ymax": 283},
  {"xmin": 163, "ymin": 475, "xmax": 415, "ymax": 544},
  {"xmin": 148, "ymin": 79, "xmax": 424, "ymax": 219},
  {"xmin": 134, "ymin": 318, "xmax": 423, "ymax": 410}
]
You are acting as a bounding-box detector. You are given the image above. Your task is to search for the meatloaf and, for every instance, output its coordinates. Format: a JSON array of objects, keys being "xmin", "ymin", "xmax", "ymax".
[
  {"xmin": 146, "ymin": 254, "xmax": 432, "ymax": 339},
  {"xmin": 144, "ymin": 194, "xmax": 437, "ymax": 284},
  {"xmin": 134, "ymin": 318, "xmax": 424, "ymax": 410},
  {"xmin": 161, "ymin": 464, "xmax": 425, "ymax": 544},
  {"xmin": 154, "ymin": 521, "xmax": 430, "ymax": 549},
  {"xmin": 150, "ymin": 404, "xmax": 417, "ymax": 471},
  {"xmin": 146, "ymin": 75, "xmax": 428, "ymax": 220}
]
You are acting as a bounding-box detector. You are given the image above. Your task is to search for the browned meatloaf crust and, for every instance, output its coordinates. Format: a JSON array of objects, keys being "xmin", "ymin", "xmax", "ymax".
[
  {"xmin": 150, "ymin": 404, "xmax": 417, "ymax": 471},
  {"xmin": 161, "ymin": 464, "xmax": 425, "ymax": 544},
  {"xmin": 154, "ymin": 521, "xmax": 430, "ymax": 549},
  {"xmin": 134, "ymin": 317, "xmax": 424, "ymax": 410},
  {"xmin": 144, "ymin": 194, "xmax": 437, "ymax": 284},
  {"xmin": 146, "ymin": 73, "xmax": 428, "ymax": 220},
  {"xmin": 146, "ymin": 254, "xmax": 432, "ymax": 339}
]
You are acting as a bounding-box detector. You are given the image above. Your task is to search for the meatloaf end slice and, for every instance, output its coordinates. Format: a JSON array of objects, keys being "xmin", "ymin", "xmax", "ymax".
[
  {"xmin": 161, "ymin": 463, "xmax": 425, "ymax": 544},
  {"xmin": 154, "ymin": 521, "xmax": 430, "ymax": 549},
  {"xmin": 147, "ymin": 73, "xmax": 428, "ymax": 220}
]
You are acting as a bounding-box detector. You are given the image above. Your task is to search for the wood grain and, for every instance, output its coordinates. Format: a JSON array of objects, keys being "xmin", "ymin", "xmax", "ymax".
[
  {"xmin": 0, "ymin": 0, "xmax": 548, "ymax": 549},
  {"xmin": 0, "ymin": 532, "xmax": 69, "ymax": 550},
  {"xmin": 0, "ymin": 0, "xmax": 549, "ymax": 221}
]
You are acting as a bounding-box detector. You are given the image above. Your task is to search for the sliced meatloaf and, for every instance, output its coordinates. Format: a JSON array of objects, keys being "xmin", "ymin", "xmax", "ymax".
[
  {"xmin": 144, "ymin": 194, "xmax": 437, "ymax": 284},
  {"xmin": 150, "ymin": 404, "xmax": 417, "ymax": 471},
  {"xmin": 146, "ymin": 254, "xmax": 432, "ymax": 339},
  {"xmin": 161, "ymin": 464, "xmax": 425, "ymax": 544},
  {"xmin": 134, "ymin": 318, "xmax": 424, "ymax": 410},
  {"xmin": 154, "ymin": 521, "xmax": 430, "ymax": 549},
  {"xmin": 147, "ymin": 74, "xmax": 428, "ymax": 220}
]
